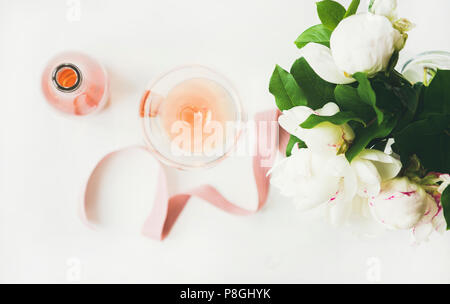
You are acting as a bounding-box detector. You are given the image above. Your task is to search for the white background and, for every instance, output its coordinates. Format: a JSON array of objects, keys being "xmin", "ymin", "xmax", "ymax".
[{"xmin": 1, "ymin": 0, "xmax": 450, "ymax": 283}]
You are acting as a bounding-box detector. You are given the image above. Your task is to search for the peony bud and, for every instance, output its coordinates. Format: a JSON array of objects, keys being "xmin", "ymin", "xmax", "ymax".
[
  {"xmin": 278, "ymin": 102, "xmax": 354, "ymax": 155},
  {"xmin": 330, "ymin": 13, "xmax": 403, "ymax": 76},
  {"xmin": 369, "ymin": 178, "xmax": 432, "ymax": 230},
  {"xmin": 369, "ymin": 0, "xmax": 398, "ymax": 21}
]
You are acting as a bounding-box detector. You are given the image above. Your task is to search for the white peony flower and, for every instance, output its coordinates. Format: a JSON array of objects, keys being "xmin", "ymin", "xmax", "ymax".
[
  {"xmin": 269, "ymin": 146, "xmax": 401, "ymax": 225},
  {"xmin": 278, "ymin": 102, "xmax": 354, "ymax": 155},
  {"xmin": 369, "ymin": 0, "xmax": 398, "ymax": 21},
  {"xmin": 369, "ymin": 177, "xmax": 435, "ymax": 230},
  {"xmin": 270, "ymin": 103, "xmax": 402, "ymax": 225},
  {"xmin": 411, "ymin": 173, "xmax": 450, "ymax": 243},
  {"xmin": 301, "ymin": 13, "xmax": 403, "ymax": 84},
  {"xmin": 368, "ymin": 175, "xmax": 447, "ymax": 243},
  {"xmin": 331, "ymin": 13, "xmax": 404, "ymax": 77},
  {"xmin": 269, "ymin": 146, "xmax": 356, "ymax": 221}
]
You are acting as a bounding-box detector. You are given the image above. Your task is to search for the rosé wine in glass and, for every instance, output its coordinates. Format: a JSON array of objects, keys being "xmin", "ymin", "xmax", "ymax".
[
  {"xmin": 159, "ymin": 78, "xmax": 236, "ymax": 153},
  {"xmin": 41, "ymin": 51, "xmax": 109, "ymax": 116},
  {"xmin": 140, "ymin": 65, "xmax": 244, "ymax": 170}
]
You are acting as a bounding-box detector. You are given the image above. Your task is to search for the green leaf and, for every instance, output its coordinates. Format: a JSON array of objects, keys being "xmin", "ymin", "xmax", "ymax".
[
  {"xmin": 316, "ymin": 0, "xmax": 346, "ymax": 31},
  {"xmin": 394, "ymin": 82, "xmax": 422, "ymax": 132},
  {"xmin": 421, "ymin": 69, "xmax": 450, "ymax": 118},
  {"xmin": 286, "ymin": 135, "xmax": 307, "ymax": 157},
  {"xmin": 346, "ymin": 114, "xmax": 398, "ymax": 162},
  {"xmin": 442, "ymin": 186, "xmax": 450, "ymax": 230},
  {"xmin": 371, "ymin": 73, "xmax": 412, "ymax": 114},
  {"xmin": 290, "ymin": 57, "xmax": 336, "ymax": 110},
  {"xmin": 294, "ymin": 24, "xmax": 332, "ymax": 49},
  {"xmin": 334, "ymin": 85, "xmax": 375, "ymax": 123},
  {"xmin": 269, "ymin": 65, "xmax": 307, "ymax": 111},
  {"xmin": 300, "ymin": 111, "xmax": 366, "ymax": 129},
  {"xmin": 392, "ymin": 114, "xmax": 450, "ymax": 173},
  {"xmin": 385, "ymin": 51, "xmax": 399, "ymax": 75},
  {"xmin": 369, "ymin": 72, "xmax": 421, "ymax": 133},
  {"xmin": 344, "ymin": 0, "xmax": 360, "ymax": 18},
  {"xmin": 353, "ymin": 72, "xmax": 384, "ymax": 125}
]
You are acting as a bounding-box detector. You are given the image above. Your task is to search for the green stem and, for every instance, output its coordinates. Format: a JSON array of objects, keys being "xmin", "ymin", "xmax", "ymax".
[{"xmin": 424, "ymin": 67, "xmax": 429, "ymax": 86}]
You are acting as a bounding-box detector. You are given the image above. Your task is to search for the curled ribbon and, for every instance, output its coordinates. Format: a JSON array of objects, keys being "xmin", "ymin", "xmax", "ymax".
[{"xmin": 80, "ymin": 110, "xmax": 288, "ymax": 240}]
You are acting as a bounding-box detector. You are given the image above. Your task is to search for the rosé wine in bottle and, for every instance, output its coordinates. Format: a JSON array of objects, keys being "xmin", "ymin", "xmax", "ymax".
[{"xmin": 41, "ymin": 51, "xmax": 109, "ymax": 116}]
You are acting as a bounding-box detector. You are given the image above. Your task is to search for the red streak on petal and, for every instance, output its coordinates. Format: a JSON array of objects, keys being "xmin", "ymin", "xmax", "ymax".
[{"xmin": 401, "ymin": 191, "xmax": 416, "ymax": 197}]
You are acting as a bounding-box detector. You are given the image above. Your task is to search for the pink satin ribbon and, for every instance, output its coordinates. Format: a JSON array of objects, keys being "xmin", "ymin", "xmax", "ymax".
[{"xmin": 80, "ymin": 110, "xmax": 288, "ymax": 240}]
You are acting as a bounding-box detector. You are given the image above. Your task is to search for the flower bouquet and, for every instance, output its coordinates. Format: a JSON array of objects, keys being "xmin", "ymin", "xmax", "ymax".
[{"xmin": 269, "ymin": 0, "xmax": 450, "ymax": 243}]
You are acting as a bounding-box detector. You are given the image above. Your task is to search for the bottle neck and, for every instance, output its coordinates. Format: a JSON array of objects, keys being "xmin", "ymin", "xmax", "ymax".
[{"xmin": 52, "ymin": 63, "xmax": 82, "ymax": 93}]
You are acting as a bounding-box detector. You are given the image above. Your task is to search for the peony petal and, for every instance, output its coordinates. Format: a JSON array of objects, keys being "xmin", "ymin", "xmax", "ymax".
[
  {"xmin": 316, "ymin": 102, "xmax": 340, "ymax": 116},
  {"xmin": 292, "ymin": 150, "xmax": 341, "ymax": 209},
  {"xmin": 348, "ymin": 196, "xmax": 389, "ymax": 238},
  {"xmin": 351, "ymin": 159, "xmax": 381, "ymax": 198},
  {"xmin": 383, "ymin": 138, "xmax": 395, "ymax": 154},
  {"xmin": 268, "ymin": 155, "xmax": 304, "ymax": 197},
  {"xmin": 326, "ymin": 185, "xmax": 354, "ymax": 226},
  {"xmin": 438, "ymin": 174, "xmax": 450, "ymax": 194},
  {"xmin": 301, "ymin": 43, "xmax": 355, "ymax": 84},
  {"xmin": 279, "ymin": 103, "xmax": 356, "ymax": 155},
  {"xmin": 370, "ymin": 0, "xmax": 398, "ymax": 21},
  {"xmin": 325, "ymin": 155, "xmax": 357, "ymax": 225},
  {"xmin": 411, "ymin": 193, "xmax": 440, "ymax": 244},
  {"xmin": 432, "ymin": 209, "xmax": 447, "ymax": 234},
  {"xmin": 358, "ymin": 149, "xmax": 401, "ymax": 181},
  {"xmin": 278, "ymin": 106, "xmax": 314, "ymax": 138},
  {"xmin": 411, "ymin": 222, "xmax": 433, "ymax": 244}
]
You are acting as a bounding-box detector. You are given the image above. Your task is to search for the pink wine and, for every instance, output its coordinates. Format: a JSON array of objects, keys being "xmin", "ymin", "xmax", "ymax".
[
  {"xmin": 157, "ymin": 78, "xmax": 237, "ymax": 153},
  {"xmin": 140, "ymin": 65, "xmax": 243, "ymax": 169},
  {"xmin": 41, "ymin": 51, "xmax": 109, "ymax": 116}
]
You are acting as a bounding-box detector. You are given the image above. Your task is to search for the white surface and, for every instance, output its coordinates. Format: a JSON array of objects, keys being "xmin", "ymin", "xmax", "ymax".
[{"xmin": 1, "ymin": 0, "xmax": 450, "ymax": 283}]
